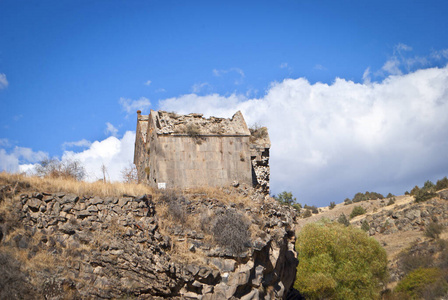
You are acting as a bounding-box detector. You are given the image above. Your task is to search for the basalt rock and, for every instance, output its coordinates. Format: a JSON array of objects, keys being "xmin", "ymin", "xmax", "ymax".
[{"xmin": 2, "ymin": 188, "xmax": 298, "ymax": 299}]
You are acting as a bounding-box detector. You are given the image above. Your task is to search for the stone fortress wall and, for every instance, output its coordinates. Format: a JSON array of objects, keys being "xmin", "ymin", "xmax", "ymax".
[{"xmin": 134, "ymin": 110, "xmax": 270, "ymax": 193}]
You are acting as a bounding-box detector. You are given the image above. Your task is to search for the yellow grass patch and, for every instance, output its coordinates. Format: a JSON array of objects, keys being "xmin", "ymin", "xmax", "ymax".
[{"xmin": 0, "ymin": 172, "xmax": 153, "ymax": 198}]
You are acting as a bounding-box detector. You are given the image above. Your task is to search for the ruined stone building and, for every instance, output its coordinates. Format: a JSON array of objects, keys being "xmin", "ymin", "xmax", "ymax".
[{"xmin": 134, "ymin": 110, "xmax": 270, "ymax": 193}]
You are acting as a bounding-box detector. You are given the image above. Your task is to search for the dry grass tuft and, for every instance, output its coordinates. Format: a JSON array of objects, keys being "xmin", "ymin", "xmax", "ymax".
[{"xmin": 0, "ymin": 172, "xmax": 153, "ymax": 198}]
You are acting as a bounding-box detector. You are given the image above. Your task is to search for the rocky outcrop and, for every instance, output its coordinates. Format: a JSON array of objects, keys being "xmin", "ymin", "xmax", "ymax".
[
  {"xmin": 353, "ymin": 198, "xmax": 448, "ymax": 236},
  {"xmin": 0, "ymin": 188, "xmax": 298, "ymax": 299}
]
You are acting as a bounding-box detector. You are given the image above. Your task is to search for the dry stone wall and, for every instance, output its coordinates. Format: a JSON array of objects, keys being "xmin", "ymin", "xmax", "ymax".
[{"xmin": 1, "ymin": 188, "xmax": 298, "ymax": 299}]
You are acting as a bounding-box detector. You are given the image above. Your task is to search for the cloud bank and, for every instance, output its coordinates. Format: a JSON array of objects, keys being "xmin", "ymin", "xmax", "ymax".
[{"xmin": 159, "ymin": 65, "xmax": 448, "ymax": 206}]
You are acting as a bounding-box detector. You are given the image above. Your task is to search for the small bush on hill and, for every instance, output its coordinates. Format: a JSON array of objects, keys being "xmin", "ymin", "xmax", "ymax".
[
  {"xmin": 304, "ymin": 204, "xmax": 318, "ymax": 214},
  {"xmin": 425, "ymin": 222, "xmax": 444, "ymax": 239},
  {"xmin": 302, "ymin": 209, "xmax": 312, "ymax": 218},
  {"xmin": 386, "ymin": 193, "xmax": 395, "ymax": 198},
  {"xmin": 350, "ymin": 205, "xmax": 366, "ymax": 219},
  {"xmin": 337, "ymin": 213, "xmax": 350, "ymax": 226},
  {"xmin": 274, "ymin": 191, "xmax": 296, "ymax": 206},
  {"xmin": 395, "ymin": 267, "xmax": 448, "ymax": 299},
  {"xmin": 387, "ymin": 198, "xmax": 396, "ymax": 206},
  {"xmin": 410, "ymin": 185, "xmax": 420, "ymax": 196},
  {"xmin": 36, "ymin": 158, "xmax": 86, "ymax": 181},
  {"xmin": 398, "ymin": 250, "xmax": 433, "ymax": 275},
  {"xmin": 249, "ymin": 124, "xmax": 268, "ymax": 143},
  {"xmin": 344, "ymin": 198, "xmax": 352, "ymax": 205},
  {"xmin": 361, "ymin": 220, "xmax": 370, "ymax": 232},
  {"xmin": 329, "ymin": 201, "xmax": 336, "ymax": 210},
  {"xmin": 414, "ymin": 189, "xmax": 437, "ymax": 203},
  {"xmin": 294, "ymin": 222, "xmax": 388, "ymax": 299},
  {"xmin": 211, "ymin": 209, "xmax": 250, "ymax": 254},
  {"xmin": 435, "ymin": 176, "xmax": 448, "ymax": 191}
]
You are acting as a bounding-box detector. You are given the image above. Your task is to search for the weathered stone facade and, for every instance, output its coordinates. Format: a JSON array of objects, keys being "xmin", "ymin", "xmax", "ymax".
[{"xmin": 134, "ymin": 110, "xmax": 270, "ymax": 193}]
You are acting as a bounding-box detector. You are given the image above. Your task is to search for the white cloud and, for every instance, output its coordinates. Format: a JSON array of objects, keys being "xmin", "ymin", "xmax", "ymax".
[
  {"xmin": 191, "ymin": 82, "xmax": 211, "ymax": 93},
  {"xmin": 0, "ymin": 146, "xmax": 48, "ymax": 173},
  {"xmin": 105, "ymin": 122, "xmax": 118, "ymax": 137},
  {"xmin": 362, "ymin": 67, "xmax": 371, "ymax": 84},
  {"xmin": 213, "ymin": 68, "xmax": 245, "ymax": 84},
  {"xmin": 144, "ymin": 80, "xmax": 152, "ymax": 86},
  {"xmin": 159, "ymin": 65, "xmax": 448, "ymax": 206},
  {"xmin": 0, "ymin": 138, "xmax": 10, "ymax": 147},
  {"xmin": 280, "ymin": 63, "xmax": 288, "ymax": 69},
  {"xmin": 119, "ymin": 97, "xmax": 151, "ymax": 116},
  {"xmin": 155, "ymin": 88, "xmax": 166, "ymax": 93},
  {"xmin": 314, "ymin": 64, "xmax": 326, "ymax": 71},
  {"xmin": 61, "ymin": 131, "xmax": 136, "ymax": 182},
  {"xmin": 0, "ymin": 73, "xmax": 8, "ymax": 89},
  {"xmin": 62, "ymin": 139, "xmax": 92, "ymax": 150}
]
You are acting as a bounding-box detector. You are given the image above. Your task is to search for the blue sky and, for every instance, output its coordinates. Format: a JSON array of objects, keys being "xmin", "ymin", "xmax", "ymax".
[{"xmin": 1, "ymin": 1, "xmax": 448, "ymax": 206}]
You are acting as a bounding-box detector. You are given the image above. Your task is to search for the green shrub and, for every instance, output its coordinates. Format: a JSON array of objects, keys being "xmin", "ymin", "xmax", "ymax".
[
  {"xmin": 414, "ymin": 189, "xmax": 437, "ymax": 203},
  {"xmin": 329, "ymin": 201, "xmax": 336, "ymax": 210},
  {"xmin": 386, "ymin": 193, "xmax": 395, "ymax": 198},
  {"xmin": 361, "ymin": 220, "xmax": 370, "ymax": 232},
  {"xmin": 425, "ymin": 222, "xmax": 444, "ymax": 239},
  {"xmin": 404, "ymin": 191, "xmax": 410, "ymax": 195},
  {"xmin": 292, "ymin": 203, "xmax": 302, "ymax": 212},
  {"xmin": 302, "ymin": 209, "xmax": 312, "ymax": 218},
  {"xmin": 410, "ymin": 185, "xmax": 420, "ymax": 196},
  {"xmin": 350, "ymin": 205, "xmax": 366, "ymax": 219},
  {"xmin": 294, "ymin": 223, "xmax": 388, "ymax": 300},
  {"xmin": 387, "ymin": 198, "xmax": 396, "ymax": 206},
  {"xmin": 337, "ymin": 213, "xmax": 350, "ymax": 226},
  {"xmin": 435, "ymin": 176, "xmax": 448, "ymax": 191},
  {"xmin": 395, "ymin": 267, "xmax": 447, "ymax": 299},
  {"xmin": 274, "ymin": 191, "xmax": 297, "ymax": 206},
  {"xmin": 344, "ymin": 198, "xmax": 352, "ymax": 205}
]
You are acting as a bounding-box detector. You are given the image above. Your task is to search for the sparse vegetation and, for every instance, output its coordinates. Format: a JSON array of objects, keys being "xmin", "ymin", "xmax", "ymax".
[
  {"xmin": 435, "ymin": 176, "xmax": 448, "ymax": 191},
  {"xmin": 302, "ymin": 209, "xmax": 312, "ymax": 218},
  {"xmin": 0, "ymin": 172, "xmax": 152, "ymax": 198},
  {"xmin": 211, "ymin": 209, "xmax": 250, "ymax": 254},
  {"xmin": 337, "ymin": 213, "xmax": 350, "ymax": 226},
  {"xmin": 361, "ymin": 220, "xmax": 370, "ymax": 232},
  {"xmin": 350, "ymin": 205, "xmax": 366, "ymax": 219},
  {"xmin": 304, "ymin": 204, "xmax": 318, "ymax": 214},
  {"xmin": 344, "ymin": 198, "xmax": 352, "ymax": 205},
  {"xmin": 249, "ymin": 124, "xmax": 268, "ymax": 143},
  {"xmin": 36, "ymin": 158, "xmax": 86, "ymax": 181},
  {"xmin": 185, "ymin": 123, "xmax": 201, "ymax": 137},
  {"xmin": 329, "ymin": 201, "xmax": 336, "ymax": 209},
  {"xmin": 425, "ymin": 221, "xmax": 444, "ymax": 239},
  {"xmin": 352, "ymin": 191, "xmax": 384, "ymax": 203},
  {"xmin": 121, "ymin": 163, "xmax": 138, "ymax": 184},
  {"xmin": 273, "ymin": 191, "xmax": 296, "ymax": 206},
  {"xmin": 387, "ymin": 197, "xmax": 396, "ymax": 206},
  {"xmin": 395, "ymin": 267, "xmax": 448, "ymax": 299},
  {"xmin": 294, "ymin": 222, "xmax": 388, "ymax": 299}
]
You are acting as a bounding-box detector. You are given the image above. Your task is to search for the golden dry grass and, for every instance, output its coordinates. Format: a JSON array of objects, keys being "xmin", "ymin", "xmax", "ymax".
[{"xmin": 0, "ymin": 171, "xmax": 153, "ymax": 198}]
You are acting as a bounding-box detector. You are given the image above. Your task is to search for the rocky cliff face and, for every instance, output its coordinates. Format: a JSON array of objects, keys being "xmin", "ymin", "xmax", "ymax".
[{"xmin": 0, "ymin": 183, "xmax": 298, "ymax": 299}]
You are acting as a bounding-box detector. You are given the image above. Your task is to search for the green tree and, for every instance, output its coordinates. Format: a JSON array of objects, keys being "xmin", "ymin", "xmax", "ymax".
[
  {"xmin": 274, "ymin": 191, "xmax": 297, "ymax": 206},
  {"xmin": 350, "ymin": 205, "xmax": 367, "ymax": 219},
  {"xmin": 294, "ymin": 223, "xmax": 388, "ymax": 299}
]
